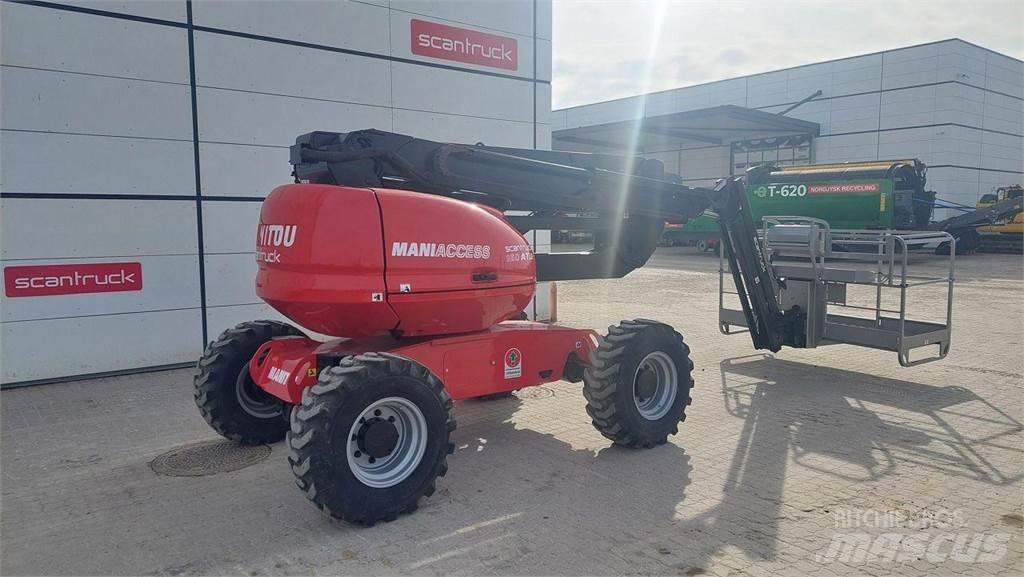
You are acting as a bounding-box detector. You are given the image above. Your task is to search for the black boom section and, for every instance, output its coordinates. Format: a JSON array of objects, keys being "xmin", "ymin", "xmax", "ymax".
[
  {"xmin": 291, "ymin": 129, "xmax": 707, "ymax": 219},
  {"xmin": 290, "ymin": 129, "xmax": 706, "ymax": 281},
  {"xmin": 712, "ymin": 178, "xmax": 802, "ymax": 352},
  {"xmin": 289, "ymin": 129, "xmax": 804, "ymax": 351}
]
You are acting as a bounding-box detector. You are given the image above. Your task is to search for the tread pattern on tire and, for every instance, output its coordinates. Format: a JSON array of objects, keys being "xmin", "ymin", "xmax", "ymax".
[
  {"xmin": 287, "ymin": 352, "xmax": 456, "ymax": 525},
  {"xmin": 583, "ymin": 319, "xmax": 694, "ymax": 448},
  {"xmin": 194, "ymin": 320, "xmax": 302, "ymax": 444}
]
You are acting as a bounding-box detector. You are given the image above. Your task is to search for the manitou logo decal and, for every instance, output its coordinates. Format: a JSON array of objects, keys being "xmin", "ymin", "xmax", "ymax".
[
  {"xmin": 392, "ymin": 242, "xmax": 491, "ymax": 259},
  {"xmin": 256, "ymin": 224, "xmax": 298, "ymax": 264},
  {"xmin": 4, "ymin": 262, "xmax": 143, "ymax": 297},
  {"xmin": 411, "ymin": 19, "xmax": 518, "ymax": 71},
  {"xmin": 257, "ymin": 224, "xmax": 297, "ymax": 247},
  {"xmin": 268, "ymin": 367, "xmax": 291, "ymax": 386}
]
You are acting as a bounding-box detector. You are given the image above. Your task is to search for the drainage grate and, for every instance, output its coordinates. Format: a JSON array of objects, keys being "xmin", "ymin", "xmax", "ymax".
[
  {"xmin": 516, "ymin": 385, "xmax": 556, "ymax": 399},
  {"xmin": 150, "ymin": 439, "xmax": 271, "ymax": 477}
]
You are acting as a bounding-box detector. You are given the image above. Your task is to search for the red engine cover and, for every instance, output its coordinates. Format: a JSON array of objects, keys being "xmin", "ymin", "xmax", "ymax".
[{"xmin": 256, "ymin": 184, "xmax": 535, "ymax": 337}]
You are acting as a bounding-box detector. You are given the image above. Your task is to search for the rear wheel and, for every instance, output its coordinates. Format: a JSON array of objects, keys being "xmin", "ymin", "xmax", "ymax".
[
  {"xmin": 194, "ymin": 320, "xmax": 303, "ymax": 444},
  {"xmin": 287, "ymin": 353, "xmax": 456, "ymax": 525},
  {"xmin": 583, "ymin": 320, "xmax": 694, "ymax": 448}
]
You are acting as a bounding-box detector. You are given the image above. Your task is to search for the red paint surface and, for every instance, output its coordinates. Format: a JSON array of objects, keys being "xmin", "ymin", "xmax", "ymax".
[
  {"xmin": 255, "ymin": 184, "xmax": 535, "ymax": 338},
  {"xmin": 250, "ymin": 322, "xmax": 598, "ymax": 403},
  {"xmin": 411, "ymin": 18, "xmax": 518, "ymax": 70},
  {"xmin": 4, "ymin": 262, "xmax": 142, "ymax": 297}
]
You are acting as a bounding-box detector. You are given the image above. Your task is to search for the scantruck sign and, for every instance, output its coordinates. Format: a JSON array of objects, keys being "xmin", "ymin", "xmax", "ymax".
[
  {"xmin": 4, "ymin": 262, "xmax": 143, "ymax": 297},
  {"xmin": 411, "ymin": 19, "xmax": 518, "ymax": 71}
]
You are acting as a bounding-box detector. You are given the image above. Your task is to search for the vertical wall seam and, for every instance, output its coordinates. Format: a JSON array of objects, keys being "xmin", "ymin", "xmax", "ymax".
[
  {"xmin": 532, "ymin": 0, "xmax": 538, "ymax": 150},
  {"xmin": 186, "ymin": 0, "xmax": 209, "ymax": 346},
  {"xmin": 388, "ymin": 3, "xmax": 394, "ymax": 131},
  {"xmin": 876, "ymin": 51, "xmax": 885, "ymax": 161},
  {"xmin": 978, "ymin": 56, "xmax": 988, "ymax": 203},
  {"xmin": 531, "ymin": 0, "xmax": 538, "ymax": 320}
]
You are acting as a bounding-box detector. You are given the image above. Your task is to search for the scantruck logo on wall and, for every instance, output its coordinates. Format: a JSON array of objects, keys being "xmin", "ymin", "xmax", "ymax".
[
  {"xmin": 4, "ymin": 262, "xmax": 143, "ymax": 297},
  {"xmin": 411, "ymin": 19, "xmax": 518, "ymax": 71}
]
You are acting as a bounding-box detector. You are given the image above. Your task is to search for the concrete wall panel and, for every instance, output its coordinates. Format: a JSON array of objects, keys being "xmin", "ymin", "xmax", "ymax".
[
  {"xmin": 1, "ymin": 131, "xmax": 195, "ymax": 196},
  {"xmin": 204, "ymin": 253, "xmax": 259, "ymax": 308},
  {"xmin": 391, "ymin": 63, "xmax": 534, "ymax": 122},
  {"xmin": 60, "ymin": 0, "xmax": 187, "ymax": 22},
  {"xmin": 390, "ymin": 0, "xmax": 534, "ymax": 38},
  {"xmin": 2, "ymin": 309, "xmax": 202, "ymax": 383},
  {"xmin": 1, "ymin": 67, "xmax": 192, "ymax": 140},
  {"xmin": 191, "ymin": 0, "xmax": 388, "ymax": 54},
  {"xmin": 392, "ymin": 110, "xmax": 534, "ymax": 147},
  {"xmin": 196, "ymin": 87, "xmax": 392, "ymax": 146},
  {"xmin": 200, "ymin": 201, "xmax": 263, "ymax": 254},
  {"xmin": 199, "ymin": 143, "xmax": 288, "ymax": 199},
  {"xmin": 1, "ymin": 199, "xmax": 198, "ymax": 260},
  {"xmin": 1, "ymin": 2, "xmax": 188, "ymax": 82},
  {"xmin": 194, "ymin": 31, "xmax": 391, "ymax": 106}
]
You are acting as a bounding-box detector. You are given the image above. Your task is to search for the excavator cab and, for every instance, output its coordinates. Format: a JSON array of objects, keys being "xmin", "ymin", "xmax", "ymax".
[{"xmin": 978, "ymin": 185, "xmax": 1023, "ymax": 209}]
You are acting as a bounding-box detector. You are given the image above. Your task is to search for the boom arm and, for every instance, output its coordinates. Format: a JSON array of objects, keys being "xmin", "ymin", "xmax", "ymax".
[{"xmin": 290, "ymin": 129, "xmax": 799, "ymax": 352}]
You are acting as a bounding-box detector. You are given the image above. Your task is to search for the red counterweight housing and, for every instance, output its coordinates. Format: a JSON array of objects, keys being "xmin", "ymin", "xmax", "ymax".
[{"xmin": 255, "ymin": 184, "xmax": 536, "ymax": 337}]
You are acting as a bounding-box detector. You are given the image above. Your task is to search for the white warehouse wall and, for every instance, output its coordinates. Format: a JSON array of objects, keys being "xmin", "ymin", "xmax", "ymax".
[
  {"xmin": 554, "ymin": 39, "xmax": 1023, "ymax": 220},
  {"xmin": 1, "ymin": 0, "xmax": 552, "ymax": 384}
]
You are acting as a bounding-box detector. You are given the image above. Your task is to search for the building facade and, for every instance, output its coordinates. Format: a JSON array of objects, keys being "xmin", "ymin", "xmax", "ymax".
[
  {"xmin": 1, "ymin": 0, "xmax": 552, "ymax": 384},
  {"xmin": 553, "ymin": 39, "xmax": 1023, "ymax": 220}
]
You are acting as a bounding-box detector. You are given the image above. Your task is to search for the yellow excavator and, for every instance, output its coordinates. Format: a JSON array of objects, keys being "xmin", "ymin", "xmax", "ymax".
[
  {"xmin": 935, "ymin": 184, "xmax": 1023, "ymax": 254},
  {"xmin": 976, "ymin": 185, "xmax": 1023, "ymax": 253}
]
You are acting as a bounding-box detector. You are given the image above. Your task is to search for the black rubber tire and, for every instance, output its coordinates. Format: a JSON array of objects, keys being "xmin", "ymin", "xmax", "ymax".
[
  {"xmin": 194, "ymin": 320, "xmax": 303, "ymax": 444},
  {"xmin": 287, "ymin": 353, "xmax": 456, "ymax": 525},
  {"xmin": 583, "ymin": 319, "xmax": 694, "ymax": 448}
]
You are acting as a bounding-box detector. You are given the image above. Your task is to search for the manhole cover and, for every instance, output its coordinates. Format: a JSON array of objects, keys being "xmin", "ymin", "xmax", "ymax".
[
  {"xmin": 150, "ymin": 439, "xmax": 271, "ymax": 477},
  {"xmin": 516, "ymin": 385, "xmax": 556, "ymax": 399}
]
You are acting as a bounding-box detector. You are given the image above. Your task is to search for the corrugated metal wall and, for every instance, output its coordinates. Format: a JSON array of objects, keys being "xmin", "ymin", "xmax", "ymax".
[{"xmin": 554, "ymin": 39, "xmax": 1024, "ymax": 220}]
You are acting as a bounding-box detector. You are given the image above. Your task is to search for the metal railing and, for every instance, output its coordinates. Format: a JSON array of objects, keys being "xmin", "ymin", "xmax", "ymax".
[{"xmin": 719, "ymin": 216, "xmax": 955, "ymax": 366}]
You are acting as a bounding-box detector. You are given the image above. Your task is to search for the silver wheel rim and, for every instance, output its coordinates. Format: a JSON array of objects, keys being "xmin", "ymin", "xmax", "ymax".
[
  {"xmin": 632, "ymin": 351, "xmax": 678, "ymax": 420},
  {"xmin": 235, "ymin": 367, "xmax": 283, "ymax": 419},
  {"xmin": 346, "ymin": 397, "xmax": 428, "ymax": 488}
]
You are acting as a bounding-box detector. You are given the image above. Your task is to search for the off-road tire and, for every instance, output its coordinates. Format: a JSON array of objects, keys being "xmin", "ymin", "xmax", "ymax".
[
  {"xmin": 194, "ymin": 320, "xmax": 303, "ymax": 444},
  {"xmin": 287, "ymin": 353, "xmax": 456, "ymax": 525},
  {"xmin": 583, "ymin": 319, "xmax": 694, "ymax": 448}
]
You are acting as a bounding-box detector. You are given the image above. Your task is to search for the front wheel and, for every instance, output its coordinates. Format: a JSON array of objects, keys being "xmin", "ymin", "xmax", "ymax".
[
  {"xmin": 583, "ymin": 320, "xmax": 694, "ymax": 448},
  {"xmin": 287, "ymin": 353, "xmax": 456, "ymax": 525}
]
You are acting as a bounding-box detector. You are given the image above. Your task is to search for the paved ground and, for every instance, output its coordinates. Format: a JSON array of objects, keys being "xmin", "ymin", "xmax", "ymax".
[{"xmin": 2, "ymin": 249, "xmax": 1022, "ymax": 577}]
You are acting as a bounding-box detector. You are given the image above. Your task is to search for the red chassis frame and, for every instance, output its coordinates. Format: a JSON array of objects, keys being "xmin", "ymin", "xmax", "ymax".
[{"xmin": 249, "ymin": 321, "xmax": 599, "ymax": 403}]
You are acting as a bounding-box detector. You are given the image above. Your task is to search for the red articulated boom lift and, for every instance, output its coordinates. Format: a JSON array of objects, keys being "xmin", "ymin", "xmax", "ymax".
[{"xmin": 194, "ymin": 129, "xmax": 954, "ymax": 524}]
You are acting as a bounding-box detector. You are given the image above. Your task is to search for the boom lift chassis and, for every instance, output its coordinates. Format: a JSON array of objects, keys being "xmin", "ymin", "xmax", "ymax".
[
  {"xmin": 290, "ymin": 129, "xmax": 952, "ymax": 360},
  {"xmin": 195, "ymin": 129, "xmax": 954, "ymax": 524},
  {"xmin": 290, "ymin": 129, "xmax": 810, "ymax": 352}
]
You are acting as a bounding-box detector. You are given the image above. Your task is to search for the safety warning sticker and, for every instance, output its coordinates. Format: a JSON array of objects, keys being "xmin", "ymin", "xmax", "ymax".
[{"xmin": 503, "ymin": 347, "xmax": 522, "ymax": 379}]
